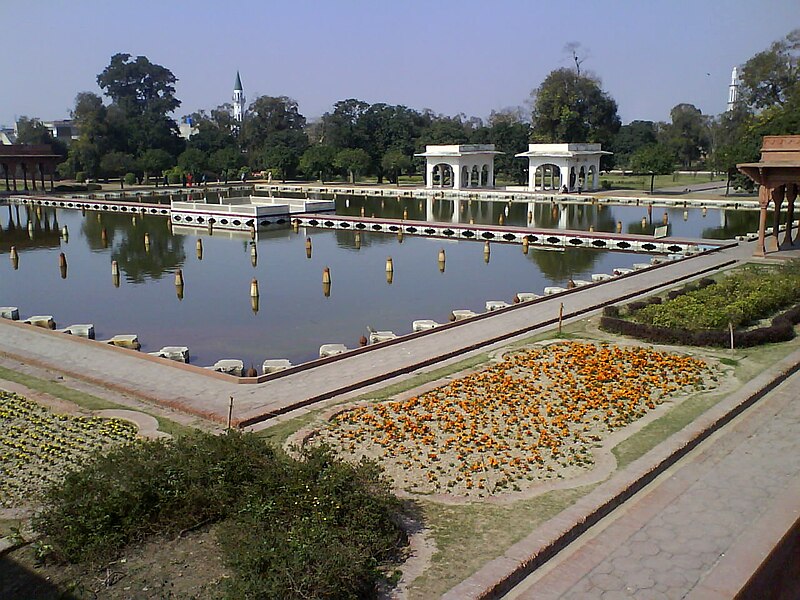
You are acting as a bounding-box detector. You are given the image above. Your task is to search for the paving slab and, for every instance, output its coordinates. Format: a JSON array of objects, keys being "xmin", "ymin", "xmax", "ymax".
[{"xmin": 502, "ymin": 363, "xmax": 800, "ymax": 599}]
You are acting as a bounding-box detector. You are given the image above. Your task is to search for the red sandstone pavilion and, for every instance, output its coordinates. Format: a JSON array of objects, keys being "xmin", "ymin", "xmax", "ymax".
[
  {"xmin": 0, "ymin": 144, "xmax": 62, "ymax": 192},
  {"xmin": 738, "ymin": 135, "xmax": 800, "ymax": 256}
]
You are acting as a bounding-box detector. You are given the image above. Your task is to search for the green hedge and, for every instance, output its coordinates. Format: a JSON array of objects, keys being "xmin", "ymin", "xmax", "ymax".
[{"xmin": 633, "ymin": 263, "xmax": 800, "ymax": 330}]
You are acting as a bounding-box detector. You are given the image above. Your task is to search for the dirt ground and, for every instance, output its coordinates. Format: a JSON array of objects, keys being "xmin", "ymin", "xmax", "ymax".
[{"xmin": 2, "ymin": 526, "xmax": 228, "ymax": 600}]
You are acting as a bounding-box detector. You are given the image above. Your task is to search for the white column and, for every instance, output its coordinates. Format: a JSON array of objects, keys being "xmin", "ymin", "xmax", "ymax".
[
  {"xmin": 426, "ymin": 161, "xmax": 435, "ymax": 189},
  {"xmin": 592, "ymin": 162, "xmax": 599, "ymax": 190},
  {"xmin": 487, "ymin": 161, "xmax": 495, "ymax": 188},
  {"xmin": 452, "ymin": 162, "xmax": 461, "ymax": 190},
  {"xmin": 528, "ymin": 162, "xmax": 536, "ymax": 190}
]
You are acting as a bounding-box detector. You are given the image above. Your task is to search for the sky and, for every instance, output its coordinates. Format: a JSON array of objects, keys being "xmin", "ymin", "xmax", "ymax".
[{"xmin": 1, "ymin": 0, "xmax": 798, "ymax": 129}]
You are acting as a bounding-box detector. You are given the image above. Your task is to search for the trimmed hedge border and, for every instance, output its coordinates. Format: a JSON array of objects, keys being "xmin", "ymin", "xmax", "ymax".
[{"xmin": 600, "ymin": 302, "xmax": 800, "ymax": 348}]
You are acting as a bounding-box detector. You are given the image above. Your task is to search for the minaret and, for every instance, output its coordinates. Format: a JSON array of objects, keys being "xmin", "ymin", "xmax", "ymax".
[
  {"xmin": 727, "ymin": 66, "xmax": 740, "ymax": 111},
  {"xmin": 233, "ymin": 71, "xmax": 245, "ymax": 123}
]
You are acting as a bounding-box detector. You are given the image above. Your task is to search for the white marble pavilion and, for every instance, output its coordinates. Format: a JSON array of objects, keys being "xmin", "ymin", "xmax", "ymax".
[
  {"xmin": 515, "ymin": 143, "xmax": 611, "ymax": 192},
  {"xmin": 416, "ymin": 144, "xmax": 502, "ymax": 190}
]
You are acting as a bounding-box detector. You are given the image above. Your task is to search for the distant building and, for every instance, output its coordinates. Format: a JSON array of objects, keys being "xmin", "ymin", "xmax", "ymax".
[
  {"xmin": 178, "ymin": 116, "xmax": 198, "ymax": 140},
  {"xmin": 727, "ymin": 66, "xmax": 741, "ymax": 111},
  {"xmin": 0, "ymin": 127, "xmax": 16, "ymax": 145},
  {"xmin": 41, "ymin": 119, "xmax": 79, "ymax": 142},
  {"xmin": 233, "ymin": 71, "xmax": 245, "ymax": 124},
  {"xmin": 0, "ymin": 119, "xmax": 78, "ymax": 145}
]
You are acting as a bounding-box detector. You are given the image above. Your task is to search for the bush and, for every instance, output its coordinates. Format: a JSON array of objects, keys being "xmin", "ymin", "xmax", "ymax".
[
  {"xmin": 34, "ymin": 432, "xmax": 406, "ymax": 597},
  {"xmin": 603, "ymin": 305, "xmax": 620, "ymax": 318},
  {"xmin": 600, "ymin": 299, "xmax": 800, "ymax": 348},
  {"xmin": 600, "ymin": 179, "xmax": 612, "ymax": 190},
  {"xmin": 123, "ymin": 172, "xmax": 136, "ymax": 186},
  {"xmin": 75, "ymin": 171, "xmax": 86, "ymax": 183}
]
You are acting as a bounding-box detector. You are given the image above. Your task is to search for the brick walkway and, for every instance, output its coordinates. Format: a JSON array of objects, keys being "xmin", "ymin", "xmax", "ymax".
[{"xmin": 493, "ymin": 363, "xmax": 800, "ymax": 599}]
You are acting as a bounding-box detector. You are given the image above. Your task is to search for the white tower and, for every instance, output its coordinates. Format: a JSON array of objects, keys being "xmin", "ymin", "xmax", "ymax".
[
  {"xmin": 727, "ymin": 66, "xmax": 740, "ymax": 111},
  {"xmin": 233, "ymin": 71, "xmax": 245, "ymax": 123}
]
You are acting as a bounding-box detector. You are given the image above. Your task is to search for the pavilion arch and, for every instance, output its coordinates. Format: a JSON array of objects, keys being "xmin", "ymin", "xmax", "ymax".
[
  {"xmin": 417, "ymin": 145, "xmax": 502, "ymax": 190},
  {"xmin": 516, "ymin": 144, "xmax": 611, "ymax": 192}
]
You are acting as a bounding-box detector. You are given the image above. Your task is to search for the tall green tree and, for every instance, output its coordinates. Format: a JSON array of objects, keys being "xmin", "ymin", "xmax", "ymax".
[
  {"xmin": 319, "ymin": 99, "xmax": 371, "ymax": 149},
  {"xmin": 530, "ymin": 68, "xmax": 621, "ymax": 162},
  {"xmin": 96, "ymin": 53, "xmax": 184, "ymax": 157},
  {"xmin": 139, "ymin": 149, "xmax": 174, "ymax": 184},
  {"xmin": 335, "ymin": 148, "xmax": 371, "ymax": 183},
  {"xmin": 242, "ymin": 95, "xmax": 307, "ymax": 153},
  {"xmin": 299, "ymin": 145, "xmax": 338, "ymax": 181},
  {"xmin": 629, "ymin": 144, "xmax": 675, "ymax": 192},
  {"xmin": 660, "ymin": 104, "xmax": 709, "ymax": 169},
  {"xmin": 611, "ymin": 120, "xmax": 659, "ymax": 167},
  {"xmin": 381, "ymin": 150, "xmax": 413, "ymax": 185},
  {"xmin": 740, "ymin": 28, "xmax": 799, "ymax": 110}
]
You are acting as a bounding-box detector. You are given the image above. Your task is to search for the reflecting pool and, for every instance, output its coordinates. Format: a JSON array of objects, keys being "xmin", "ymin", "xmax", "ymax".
[{"xmin": 0, "ymin": 201, "xmax": 675, "ymax": 367}]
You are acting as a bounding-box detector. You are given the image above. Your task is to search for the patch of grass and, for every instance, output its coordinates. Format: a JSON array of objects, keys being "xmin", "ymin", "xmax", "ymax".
[
  {"xmin": 408, "ymin": 485, "xmax": 596, "ymax": 599},
  {"xmin": 612, "ymin": 392, "xmax": 725, "ymax": 470},
  {"xmin": 0, "ymin": 365, "xmax": 194, "ymax": 438}
]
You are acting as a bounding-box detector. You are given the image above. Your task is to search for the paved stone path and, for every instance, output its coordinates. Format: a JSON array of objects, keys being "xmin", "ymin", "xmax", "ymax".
[
  {"xmin": 0, "ymin": 243, "xmax": 751, "ymax": 426},
  {"xmin": 505, "ymin": 367, "xmax": 800, "ymax": 599}
]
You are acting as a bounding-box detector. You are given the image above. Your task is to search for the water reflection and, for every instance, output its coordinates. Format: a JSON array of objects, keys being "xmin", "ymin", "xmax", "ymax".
[{"xmin": 0, "ymin": 196, "xmax": 769, "ymax": 367}]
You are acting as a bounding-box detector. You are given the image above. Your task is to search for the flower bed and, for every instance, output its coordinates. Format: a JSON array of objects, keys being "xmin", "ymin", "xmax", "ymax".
[
  {"xmin": 0, "ymin": 391, "xmax": 138, "ymax": 508},
  {"xmin": 315, "ymin": 342, "xmax": 713, "ymax": 497}
]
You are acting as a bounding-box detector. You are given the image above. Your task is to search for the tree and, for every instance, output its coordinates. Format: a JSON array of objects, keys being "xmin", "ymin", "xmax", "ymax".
[
  {"xmin": 740, "ymin": 28, "xmax": 799, "ymax": 110},
  {"xmin": 381, "ymin": 150, "xmax": 412, "ymax": 185},
  {"xmin": 187, "ymin": 105, "xmax": 238, "ymax": 154},
  {"xmin": 259, "ymin": 129, "xmax": 309, "ymax": 182},
  {"xmin": 661, "ymin": 104, "xmax": 709, "ymax": 169},
  {"xmin": 629, "ymin": 144, "xmax": 675, "ymax": 192},
  {"xmin": 611, "ymin": 120, "xmax": 659, "ymax": 167},
  {"xmin": 358, "ymin": 104, "xmax": 424, "ymax": 182},
  {"xmin": 335, "ymin": 148, "xmax": 371, "ymax": 183},
  {"xmin": 242, "ymin": 95, "xmax": 306, "ymax": 154},
  {"xmin": 530, "ymin": 68, "xmax": 621, "ymax": 160},
  {"xmin": 320, "ymin": 99, "xmax": 371, "ymax": 149},
  {"xmin": 100, "ymin": 151, "xmax": 135, "ymax": 186},
  {"xmin": 299, "ymin": 145, "xmax": 338, "ymax": 182},
  {"xmin": 209, "ymin": 147, "xmax": 245, "ymax": 180},
  {"xmin": 471, "ymin": 111, "xmax": 531, "ymax": 184},
  {"xmin": 177, "ymin": 148, "xmax": 208, "ymax": 177},
  {"xmin": 96, "ymin": 53, "xmax": 183, "ymax": 157},
  {"xmin": 139, "ymin": 149, "xmax": 174, "ymax": 184}
]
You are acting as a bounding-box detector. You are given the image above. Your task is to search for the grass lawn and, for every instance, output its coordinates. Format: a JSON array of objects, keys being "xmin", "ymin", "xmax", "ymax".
[{"xmin": 599, "ymin": 172, "xmax": 725, "ymax": 192}]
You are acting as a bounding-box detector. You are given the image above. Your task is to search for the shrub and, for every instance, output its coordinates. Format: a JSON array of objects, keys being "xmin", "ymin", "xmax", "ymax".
[
  {"xmin": 75, "ymin": 171, "xmax": 86, "ymax": 183},
  {"xmin": 123, "ymin": 172, "xmax": 136, "ymax": 186},
  {"xmin": 34, "ymin": 432, "xmax": 406, "ymax": 597},
  {"xmin": 603, "ymin": 305, "xmax": 620, "ymax": 318}
]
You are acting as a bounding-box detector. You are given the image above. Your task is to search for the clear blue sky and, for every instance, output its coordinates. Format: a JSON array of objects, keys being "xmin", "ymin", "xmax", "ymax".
[{"xmin": 1, "ymin": 0, "xmax": 798, "ymax": 128}]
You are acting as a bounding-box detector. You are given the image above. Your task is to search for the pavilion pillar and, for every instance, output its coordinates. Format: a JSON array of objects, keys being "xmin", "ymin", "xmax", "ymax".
[
  {"xmin": 426, "ymin": 162, "xmax": 435, "ymax": 189},
  {"xmin": 785, "ymin": 183, "xmax": 797, "ymax": 247},
  {"xmin": 770, "ymin": 185, "xmax": 784, "ymax": 251},
  {"xmin": 11, "ymin": 161, "xmax": 17, "ymax": 191},
  {"xmin": 452, "ymin": 163, "xmax": 461, "ymax": 190},
  {"xmin": 39, "ymin": 162, "xmax": 46, "ymax": 190},
  {"xmin": 2, "ymin": 163, "xmax": 8, "ymax": 192},
  {"xmin": 755, "ymin": 185, "xmax": 770, "ymax": 257},
  {"xmin": 592, "ymin": 163, "xmax": 599, "ymax": 190},
  {"xmin": 21, "ymin": 163, "xmax": 28, "ymax": 191}
]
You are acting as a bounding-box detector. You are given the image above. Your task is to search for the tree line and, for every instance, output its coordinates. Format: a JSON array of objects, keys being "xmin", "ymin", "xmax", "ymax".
[{"xmin": 15, "ymin": 31, "xmax": 799, "ymax": 188}]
